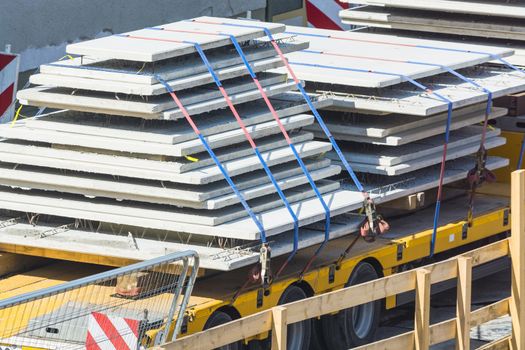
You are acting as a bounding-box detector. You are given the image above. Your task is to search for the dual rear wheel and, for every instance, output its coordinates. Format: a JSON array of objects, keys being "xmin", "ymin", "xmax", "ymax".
[
  {"xmin": 206, "ymin": 261, "xmax": 380, "ymax": 350},
  {"xmin": 311, "ymin": 262, "xmax": 381, "ymax": 349}
]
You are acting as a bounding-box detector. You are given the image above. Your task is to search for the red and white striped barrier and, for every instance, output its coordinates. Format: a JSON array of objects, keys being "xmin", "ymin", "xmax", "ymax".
[
  {"xmin": 86, "ymin": 312, "xmax": 141, "ymax": 350},
  {"xmin": 0, "ymin": 52, "xmax": 20, "ymax": 124},
  {"xmin": 306, "ymin": 0, "xmax": 352, "ymax": 30}
]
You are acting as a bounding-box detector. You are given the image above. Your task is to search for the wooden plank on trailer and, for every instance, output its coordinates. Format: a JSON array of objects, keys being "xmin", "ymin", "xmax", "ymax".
[
  {"xmin": 414, "ymin": 269, "xmax": 431, "ymax": 350},
  {"xmin": 271, "ymin": 306, "xmax": 287, "ymax": 350},
  {"xmin": 511, "ymin": 170, "xmax": 525, "ymax": 350},
  {"xmin": 456, "ymin": 256, "xmax": 472, "ymax": 350}
]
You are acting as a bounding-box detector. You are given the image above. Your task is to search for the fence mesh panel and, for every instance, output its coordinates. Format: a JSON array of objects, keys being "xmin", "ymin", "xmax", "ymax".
[{"xmin": 0, "ymin": 251, "xmax": 199, "ymax": 349}]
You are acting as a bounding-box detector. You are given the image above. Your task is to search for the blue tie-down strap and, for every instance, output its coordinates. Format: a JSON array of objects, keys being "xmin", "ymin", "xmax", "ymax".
[
  {"xmin": 232, "ymin": 25, "xmax": 391, "ymax": 244},
  {"xmin": 184, "ymin": 39, "xmax": 302, "ymax": 275},
  {"xmin": 288, "ymin": 61, "xmax": 455, "ymax": 257},
  {"xmin": 154, "ymin": 75, "xmax": 268, "ymax": 243},
  {"xmin": 216, "ymin": 32, "xmax": 335, "ymax": 273}
]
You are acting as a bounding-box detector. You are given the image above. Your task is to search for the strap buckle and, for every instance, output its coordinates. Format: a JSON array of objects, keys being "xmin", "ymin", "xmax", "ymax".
[
  {"xmin": 259, "ymin": 244, "xmax": 272, "ymax": 289},
  {"xmin": 467, "ymin": 146, "xmax": 496, "ymax": 188},
  {"xmin": 359, "ymin": 195, "xmax": 389, "ymax": 242}
]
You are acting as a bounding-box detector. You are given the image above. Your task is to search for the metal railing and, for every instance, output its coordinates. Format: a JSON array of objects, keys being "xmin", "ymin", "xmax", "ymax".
[{"xmin": 0, "ymin": 250, "xmax": 199, "ymax": 350}]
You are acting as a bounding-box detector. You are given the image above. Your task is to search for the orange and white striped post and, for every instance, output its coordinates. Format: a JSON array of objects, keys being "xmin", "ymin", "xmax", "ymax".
[
  {"xmin": 86, "ymin": 312, "xmax": 141, "ymax": 350},
  {"xmin": 305, "ymin": 0, "xmax": 353, "ymax": 30},
  {"xmin": 0, "ymin": 49, "xmax": 20, "ymax": 124}
]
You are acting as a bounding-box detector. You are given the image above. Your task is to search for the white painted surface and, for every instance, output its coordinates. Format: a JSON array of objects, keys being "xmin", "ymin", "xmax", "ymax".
[
  {"xmin": 0, "ymin": 139, "xmax": 330, "ymax": 184},
  {"xmin": 330, "ymin": 136, "xmax": 505, "ymax": 175},
  {"xmin": 311, "ymin": 107, "xmax": 507, "ymax": 145},
  {"xmin": 342, "ymin": 0, "xmax": 525, "ymax": 18},
  {"xmin": 4, "ymin": 114, "xmax": 314, "ymax": 157},
  {"xmin": 274, "ymin": 25, "xmax": 512, "ymax": 88},
  {"xmin": 17, "ymin": 76, "xmax": 297, "ymax": 120},
  {"xmin": 24, "ymin": 96, "xmax": 321, "ymax": 144},
  {"xmin": 40, "ymin": 41, "xmax": 307, "ymax": 84},
  {"xmin": 66, "ymin": 17, "xmax": 284, "ymax": 61},
  {"xmin": 0, "ymin": 157, "xmax": 508, "ymax": 254},
  {"xmin": 329, "ymin": 126, "xmax": 499, "ymax": 166}
]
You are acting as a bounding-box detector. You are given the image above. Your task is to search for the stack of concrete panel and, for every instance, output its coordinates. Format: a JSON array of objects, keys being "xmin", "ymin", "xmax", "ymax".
[
  {"xmin": 339, "ymin": 0, "xmax": 525, "ymax": 66},
  {"xmin": 0, "ymin": 18, "xmax": 521, "ymax": 271},
  {"xmin": 271, "ymin": 25, "xmax": 521, "ymax": 192},
  {"xmin": 0, "ymin": 17, "xmax": 363, "ymax": 270}
]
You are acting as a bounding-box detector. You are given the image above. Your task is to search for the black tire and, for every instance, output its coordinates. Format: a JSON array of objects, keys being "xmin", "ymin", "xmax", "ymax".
[
  {"xmin": 204, "ymin": 311, "xmax": 242, "ymax": 350},
  {"xmin": 320, "ymin": 262, "xmax": 381, "ymax": 349},
  {"xmin": 246, "ymin": 339, "xmax": 266, "ymax": 350},
  {"xmin": 308, "ymin": 317, "xmax": 328, "ymax": 350},
  {"xmin": 278, "ymin": 285, "xmax": 312, "ymax": 350}
]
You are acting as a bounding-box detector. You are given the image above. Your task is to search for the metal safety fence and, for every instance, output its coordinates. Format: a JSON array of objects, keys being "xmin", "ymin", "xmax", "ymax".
[{"xmin": 0, "ymin": 250, "xmax": 199, "ymax": 350}]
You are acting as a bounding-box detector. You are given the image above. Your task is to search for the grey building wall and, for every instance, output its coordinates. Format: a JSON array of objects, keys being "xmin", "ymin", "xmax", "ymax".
[{"xmin": 0, "ymin": 0, "xmax": 266, "ymax": 71}]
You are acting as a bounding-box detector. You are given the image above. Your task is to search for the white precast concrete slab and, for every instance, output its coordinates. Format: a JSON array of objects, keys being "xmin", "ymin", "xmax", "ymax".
[
  {"xmin": 24, "ymin": 94, "xmax": 326, "ymax": 145},
  {"xmin": 41, "ymin": 40, "xmax": 307, "ymax": 85},
  {"xmin": 17, "ymin": 74, "xmax": 297, "ymax": 120},
  {"xmin": 0, "ymin": 179, "xmax": 337, "ymax": 231},
  {"xmin": 309, "ymin": 103, "xmax": 486, "ymax": 138},
  {"xmin": 322, "ymin": 66, "xmax": 525, "ymax": 116},
  {"xmin": 361, "ymin": 27, "xmax": 525, "ymax": 68},
  {"xmin": 30, "ymin": 56, "xmax": 286, "ymax": 96},
  {"xmin": 340, "ymin": 7, "xmax": 525, "ymax": 41},
  {"xmin": 311, "ymin": 107, "xmax": 507, "ymax": 145},
  {"xmin": 66, "ymin": 17, "xmax": 285, "ymax": 62},
  {"xmin": 157, "ymin": 132, "xmax": 313, "ymax": 173},
  {"xmin": 4, "ymin": 114, "xmax": 314, "ymax": 157},
  {"xmin": 0, "ymin": 158, "xmax": 329, "ymax": 205},
  {"xmin": 0, "ymin": 187, "xmax": 356, "ymax": 240},
  {"xmin": 331, "ymin": 126, "xmax": 499, "ymax": 166},
  {"xmin": 0, "ymin": 214, "xmax": 363, "ymax": 271},
  {"xmin": 330, "ymin": 136, "xmax": 505, "ymax": 176},
  {"xmin": 0, "ymin": 156, "xmax": 507, "ymax": 241},
  {"xmin": 0, "ymin": 161, "xmax": 340, "ymax": 209},
  {"xmin": 275, "ymin": 25, "xmax": 512, "ymax": 88},
  {"xmin": 9, "ymin": 131, "xmax": 312, "ymax": 175},
  {"xmin": 342, "ymin": 0, "xmax": 525, "ymax": 18},
  {"xmin": 0, "ymin": 190, "xmax": 507, "ymax": 271},
  {"xmin": 0, "ymin": 213, "xmax": 363, "ymax": 270},
  {"xmin": 348, "ymin": 156, "xmax": 508, "ymax": 202},
  {"xmin": 211, "ymin": 188, "xmax": 507, "ymax": 269},
  {"xmin": 0, "ymin": 139, "xmax": 330, "ymax": 184}
]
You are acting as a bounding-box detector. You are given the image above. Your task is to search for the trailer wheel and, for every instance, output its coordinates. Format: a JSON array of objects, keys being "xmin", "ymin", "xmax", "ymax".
[
  {"xmin": 320, "ymin": 262, "xmax": 381, "ymax": 349},
  {"xmin": 204, "ymin": 311, "xmax": 242, "ymax": 350},
  {"xmin": 278, "ymin": 285, "xmax": 312, "ymax": 350}
]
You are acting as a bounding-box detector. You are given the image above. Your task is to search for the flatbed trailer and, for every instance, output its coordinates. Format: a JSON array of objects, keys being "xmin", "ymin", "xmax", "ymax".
[{"xmin": 0, "ymin": 147, "xmax": 514, "ymax": 349}]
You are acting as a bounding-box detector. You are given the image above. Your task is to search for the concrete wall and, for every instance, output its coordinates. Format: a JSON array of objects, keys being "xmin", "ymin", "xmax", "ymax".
[{"xmin": 0, "ymin": 0, "xmax": 266, "ymax": 71}]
